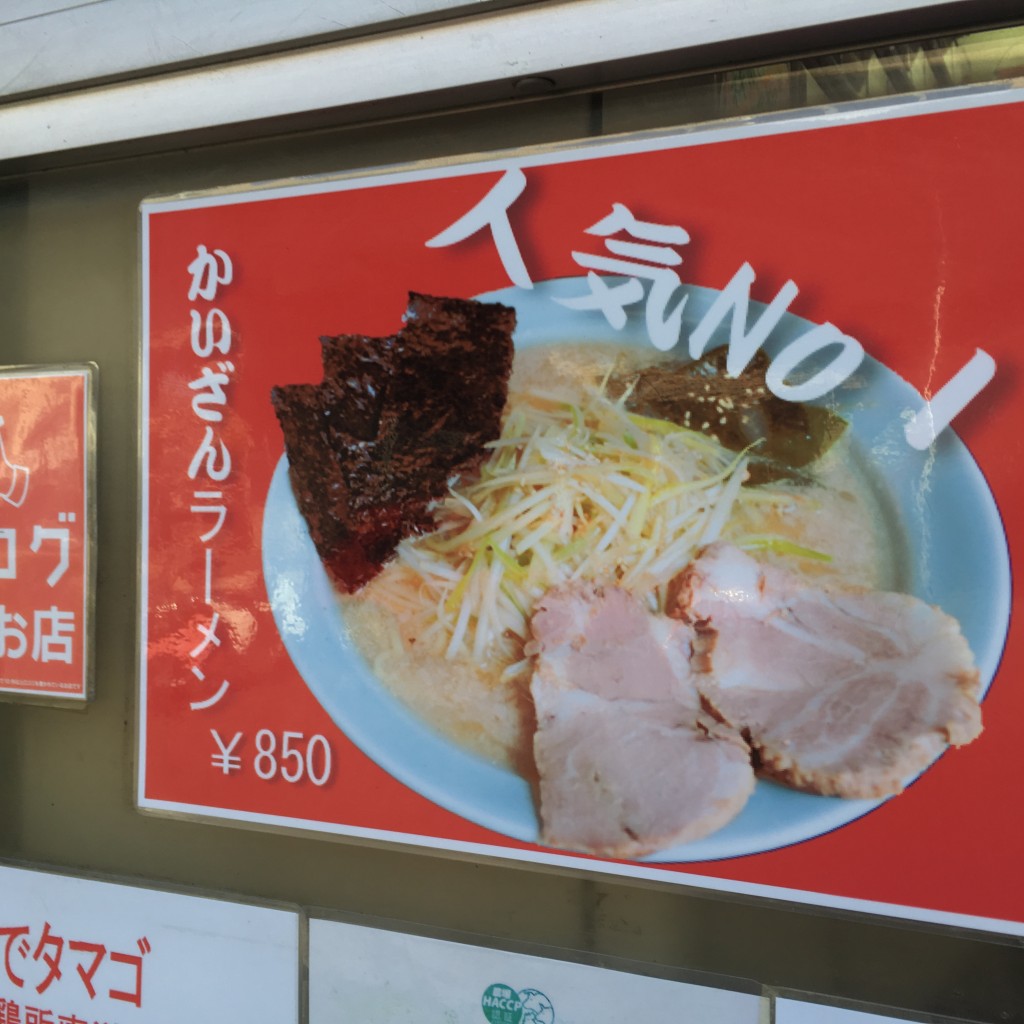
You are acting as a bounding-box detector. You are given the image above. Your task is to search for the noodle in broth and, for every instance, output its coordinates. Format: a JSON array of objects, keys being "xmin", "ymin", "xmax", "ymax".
[{"xmin": 340, "ymin": 344, "xmax": 901, "ymax": 770}]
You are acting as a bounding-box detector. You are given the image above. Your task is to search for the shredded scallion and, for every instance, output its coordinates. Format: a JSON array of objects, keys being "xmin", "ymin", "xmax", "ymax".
[{"xmin": 365, "ymin": 382, "xmax": 774, "ymax": 664}]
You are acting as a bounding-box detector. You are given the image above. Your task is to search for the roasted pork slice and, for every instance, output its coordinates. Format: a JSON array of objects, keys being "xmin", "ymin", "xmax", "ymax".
[
  {"xmin": 271, "ymin": 293, "xmax": 515, "ymax": 591},
  {"xmin": 531, "ymin": 687, "xmax": 756, "ymax": 858},
  {"xmin": 529, "ymin": 583, "xmax": 755, "ymax": 858},
  {"xmin": 530, "ymin": 581, "xmax": 698, "ymax": 707},
  {"xmin": 671, "ymin": 544, "xmax": 982, "ymax": 799}
]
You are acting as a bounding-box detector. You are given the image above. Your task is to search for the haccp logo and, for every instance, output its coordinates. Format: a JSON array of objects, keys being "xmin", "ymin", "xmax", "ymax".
[{"xmin": 481, "ymin": 983, "xmax": 554, "ymax": 1024}]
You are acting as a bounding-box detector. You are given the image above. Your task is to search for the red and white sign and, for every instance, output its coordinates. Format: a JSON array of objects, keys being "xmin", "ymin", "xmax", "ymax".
[
  {"xmin": 139, "ymin": 84, "xmax": 1023, "ymax": 935},
  {"xmin": 0, "ymin": 862, "xmax": 299, "ymax": 1024},
  {"xmin": 0, "ymin": 366, "xmax": 93, "ymax": 701}
]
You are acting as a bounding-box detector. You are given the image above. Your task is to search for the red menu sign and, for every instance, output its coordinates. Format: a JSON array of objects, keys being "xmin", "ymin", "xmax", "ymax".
[
  {"xmin": 0, "ymin": 366, "xmax": 94, "ymax": 701},
  {"xmin": 139, "ymin": 85, "xmax": 1022, "ymax": 935}
]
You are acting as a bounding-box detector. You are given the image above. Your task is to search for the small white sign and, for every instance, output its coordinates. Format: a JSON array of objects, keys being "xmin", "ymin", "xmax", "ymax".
[
  {"xmin": 0, "ymin": 863, "xmax": 299, "ymax": 1024},
  {"xmin": 776, "ymin": 997, "xmax": 923, "ymax": 1024},
  {"xmin": 310, "ymin": 918, "xmax": 761, "ymax": 1023}
]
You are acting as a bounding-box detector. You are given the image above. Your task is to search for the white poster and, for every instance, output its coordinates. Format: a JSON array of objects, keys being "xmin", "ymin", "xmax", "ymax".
[
  {"xmin": 310, "ymin": 918, "xmax": 761, "ymax": 1022},
  {"xmin": 0, "ymin": 863, "xmax": 299, "ymax": 1024},
  {"xmin": 775, "ymin": 998, "xmax": 935, "ymax": 1024}
]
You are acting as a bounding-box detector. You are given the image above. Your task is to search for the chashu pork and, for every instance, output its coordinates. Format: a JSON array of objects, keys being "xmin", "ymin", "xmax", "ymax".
[
  {"xmin": 671, "ymin": 544, "xmax": 982, "ymax": 799},
  {"xmin": 528, "ymin": 583, "xmax": 755, "ymax": 858}
]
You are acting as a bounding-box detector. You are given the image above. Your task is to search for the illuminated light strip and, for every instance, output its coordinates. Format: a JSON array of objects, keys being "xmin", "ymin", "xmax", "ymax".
[{"xmin": 0, "ymin": 0, "xmax": 985, "ymax": 163}]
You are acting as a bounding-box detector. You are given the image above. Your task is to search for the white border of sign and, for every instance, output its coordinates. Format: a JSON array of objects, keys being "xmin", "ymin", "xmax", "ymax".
[
  {"xmin": 0, "ymin": 363, "xmax": 96, "ymax": 704},
  {"xmin": 0, "ymin": 860, "xmax": 301, "ymax": 1023}
]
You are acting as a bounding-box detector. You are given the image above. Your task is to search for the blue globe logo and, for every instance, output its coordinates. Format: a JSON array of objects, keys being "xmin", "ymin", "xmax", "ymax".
[{"xmin": 519, "ymin": 989, "xmax": 555, "ymax": 1024}]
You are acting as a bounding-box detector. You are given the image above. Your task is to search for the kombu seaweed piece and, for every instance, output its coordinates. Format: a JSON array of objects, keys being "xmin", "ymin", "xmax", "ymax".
[{"xmin": 611, "ymin": 348, "xmax": 847, "ymax": 485}]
